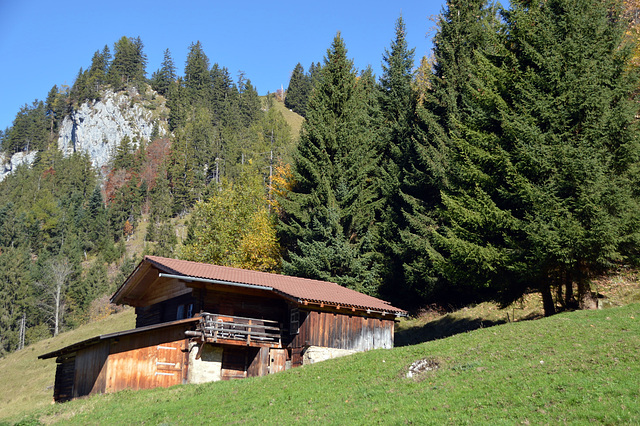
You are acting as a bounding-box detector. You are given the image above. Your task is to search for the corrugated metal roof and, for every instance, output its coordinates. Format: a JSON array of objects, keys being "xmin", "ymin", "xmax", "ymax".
[{"xmin": 142, "ymin": 256, "xmax": 406, "ymax": 315}]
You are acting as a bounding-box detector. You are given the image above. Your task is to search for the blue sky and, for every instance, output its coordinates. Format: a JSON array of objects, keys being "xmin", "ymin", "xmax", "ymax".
[{"xmin": 0, "ymin": 0, "xmax": 445, "ymax": 132}]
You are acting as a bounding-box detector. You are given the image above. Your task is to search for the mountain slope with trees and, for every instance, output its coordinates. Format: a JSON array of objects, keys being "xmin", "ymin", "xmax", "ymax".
[
  {"xmin": 0, "ymin": 37, "xmax": 296, "ymax": 357},
  {"xmin": 1, "ymin": 0, "xmax": 639, "ymax": 357}
]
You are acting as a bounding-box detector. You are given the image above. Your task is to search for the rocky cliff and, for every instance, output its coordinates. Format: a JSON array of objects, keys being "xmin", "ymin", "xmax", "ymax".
[
  {"xmin": 0, "ymin": 87, "xmax": 169, "ymax": 182},
  {"xmin": 0, "ymin": 151, "xmax": 38, "ymax": 182},
  {"xmin": 57, "ymin": 87, "xmax": 169, "ymax": 173}
]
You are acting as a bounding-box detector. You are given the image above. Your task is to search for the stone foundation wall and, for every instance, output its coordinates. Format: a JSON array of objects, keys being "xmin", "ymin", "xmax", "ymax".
[
  {"xmin": 302, "ymin": 346, "xmax": 356, "ymax": 365},
  {"xmin": 188, "ymin": 343, "xmax": 223, "ymax": 384}
]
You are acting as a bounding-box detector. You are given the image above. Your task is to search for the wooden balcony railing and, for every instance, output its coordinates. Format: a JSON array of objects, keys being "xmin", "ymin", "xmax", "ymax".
[{"xmin": 186, "ymin": 313, "xmax": 283, "ymax": 347}]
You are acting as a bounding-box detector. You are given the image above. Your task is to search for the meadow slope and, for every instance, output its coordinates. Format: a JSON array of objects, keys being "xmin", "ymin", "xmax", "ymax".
[{"xmin": 2, "ymin": 303, "xmax": 638, "ymax": 425}]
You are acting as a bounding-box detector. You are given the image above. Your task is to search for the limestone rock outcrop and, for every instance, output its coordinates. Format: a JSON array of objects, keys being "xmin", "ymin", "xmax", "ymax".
[
  {"xmin": 0, "ymin": 87, "xmax": 168, "ymax": 181},
  {"xmin": 0, "ymin": 151, "xmax": 38, "ymax": 182},
  {"xmin": 57, "ymin": 88, "xmax": 168, "ymax": 173}
]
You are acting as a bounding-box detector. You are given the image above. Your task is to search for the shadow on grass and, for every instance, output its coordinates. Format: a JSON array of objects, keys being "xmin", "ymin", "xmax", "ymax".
[{"xmin": 395, "ymin": 315, "xmax": 507, "ymax": 347}]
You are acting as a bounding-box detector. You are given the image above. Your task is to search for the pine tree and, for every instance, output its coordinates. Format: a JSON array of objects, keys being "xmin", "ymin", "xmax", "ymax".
[{"xmin": 279, "ymin": 33, "xmax": 383, "ymax": 294}]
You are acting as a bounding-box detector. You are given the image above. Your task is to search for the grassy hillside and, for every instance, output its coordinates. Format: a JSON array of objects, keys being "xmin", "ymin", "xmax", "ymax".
[
  {"xmin": 269, "ymin": 97, "xmax": 304, "ymax": 139},
  {"xmin": 0, "ymin": 309, "xmax": 135, "ymax": 421},
  {"xmin": 3, "ymin": 302, "xmax": 639, "ymax": 424}
]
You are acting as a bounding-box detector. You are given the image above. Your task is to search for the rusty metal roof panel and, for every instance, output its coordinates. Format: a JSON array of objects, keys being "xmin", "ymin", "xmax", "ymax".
[
  {"xmin": 142, "ymin": 256, "xmax": 406, "ymax": 315},
  {"xmin": 38, "ymin": 316, "xmax": 199, "ymax": 360}
]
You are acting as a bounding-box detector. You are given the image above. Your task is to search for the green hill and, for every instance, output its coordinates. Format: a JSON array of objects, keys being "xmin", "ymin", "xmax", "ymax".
[
  {"xmin": 0, "ymin": 308, "xmax": 135, "ymax": 421},
  {"xmin": 2, "ymin": 303, "xmax": 639, "ymax": 424},
  {"xmin": 269, "ymin": 96, "xmax": 304, "ymax": 139}
]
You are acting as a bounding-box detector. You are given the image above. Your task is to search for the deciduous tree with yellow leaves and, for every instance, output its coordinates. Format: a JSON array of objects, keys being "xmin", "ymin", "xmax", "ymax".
[{"xmin": 179, "ymin": 167, "xmax": 281, "ymax": 273}]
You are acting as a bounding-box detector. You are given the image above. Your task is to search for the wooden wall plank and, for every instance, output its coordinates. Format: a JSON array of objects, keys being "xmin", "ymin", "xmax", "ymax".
[
  {"xmin": 139, "ymin": 278, "xmax": 191, "ymax": 307},
  {"xmin": 73, "ymin": 341, "xmax": 109, "ymax": 398},
  {"xmin": 287, "ymin": 310, "xmax": 396, "ymax": 352},
  {"xmin": 105, "ymin": 324, "xmax": 190, "ymax": 393},
  {"xmin": 269, "ymin": 349, "xmax": 287, "ymax": 374},
  {"xmin": 247, "ymin": 347, "xmax": 268, "ymax": 377},
  {"xmin": 53, "ymin": 356, "xmax": 76, "ymax": 402}
]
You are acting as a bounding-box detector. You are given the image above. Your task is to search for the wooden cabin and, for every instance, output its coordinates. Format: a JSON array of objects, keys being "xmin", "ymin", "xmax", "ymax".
[{"xmin": 39, "ymin": 256, "xmax": 406, "ymax": 402}]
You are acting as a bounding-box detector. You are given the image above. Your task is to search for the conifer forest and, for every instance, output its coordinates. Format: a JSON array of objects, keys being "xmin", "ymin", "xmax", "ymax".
[{"xmin": 1, "ymin": 0, "xmax": 640, "ymax": 356}]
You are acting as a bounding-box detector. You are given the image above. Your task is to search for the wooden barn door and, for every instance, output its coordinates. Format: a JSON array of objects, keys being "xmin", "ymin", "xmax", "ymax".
[
  {"xmin": 269, "ymin": 349, "xmax": 287, "ymax": 374},
  {"xmin": 154, "ymin": 341, "xmax": 185, "ymax": 388}
]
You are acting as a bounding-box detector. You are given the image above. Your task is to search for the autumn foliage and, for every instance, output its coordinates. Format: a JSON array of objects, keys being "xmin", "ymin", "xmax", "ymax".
[{"xmin": 179, "ymin": 170, "xmax": 281, "ymax": 273}]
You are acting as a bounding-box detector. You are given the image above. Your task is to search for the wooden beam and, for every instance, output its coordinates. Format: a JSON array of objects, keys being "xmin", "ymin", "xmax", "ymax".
[
  {"xmin": 135, "ymin": 267, "xmax": 161, "ymax": 301},
  {"xmin": 204, "ymin": 337, "xmax": 281, "ymax": 349},
  {"xmin": 111, "ymin": 261, "xmax": 153, "ymax": 304}
]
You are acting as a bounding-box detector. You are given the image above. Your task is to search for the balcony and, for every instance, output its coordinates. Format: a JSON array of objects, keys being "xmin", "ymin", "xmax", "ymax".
[{"xmin": 186, "ymin": 313, "xmax": 283, "ymax": 348}]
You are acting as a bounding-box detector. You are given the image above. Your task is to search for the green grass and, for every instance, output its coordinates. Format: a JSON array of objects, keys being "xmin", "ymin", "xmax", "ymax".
[
  {"xmin": 4, "ymin": 303, "xmax": 639, "ymax": 425},
  {"xmin": 268, "ymin": 96, "xmax": 304, "ymax": 140},
  {"xmin": 396, "ymin": 266, "xmax": 640, "ymax": 346},
  {"xmin": 0, "ymin": 308, "xmax": 135, "ymax": 421}
]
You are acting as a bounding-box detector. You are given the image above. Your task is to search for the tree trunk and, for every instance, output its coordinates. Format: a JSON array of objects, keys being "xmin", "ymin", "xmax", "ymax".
[
  {"xmin": 556, "ymin": 273, "xmax": 565, "ymax": 309},
  {"xmin": 54, "ymin": 284, "xmax": 61, "ymax": 337},
  {"xmin": 540, "ymin": 282, "xmax": 556, "ymax": 316},
  {"xmin": 565, "ymin": 271, "xmax": 575, "ymax": 308},
  {"xmin": 577, "ymin": 274, "xmax": 597, "ymax": 310}
]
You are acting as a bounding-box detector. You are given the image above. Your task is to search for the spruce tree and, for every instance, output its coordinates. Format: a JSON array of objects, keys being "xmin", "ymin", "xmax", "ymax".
[
  {"xmin": 377, "ymin": 16, "xmax": 418, "ymax": 304},
  {"xmin": 399, "ymin": 0, "xmax": 504, "ymax": 306},
  {"xmin": 499, "ymin": 0, "xmax": 640, "ymax": 311},
  {"xmin": 420, "ymin": 0, "xmax": 640, "ymax": 314},
  {"xmin": 184, "ymin": 41, "xmax": 212, "ymax": 106},
  {"xmin": 45, "ymin": 85, "xmax": 65, "ymax": 139},
  {"xmin": 166, "ymin": 78, "xmax": 187, "ymax": 131},
  {"xmin": 279, "ymin": 33, "xmax": 382, "ymax": 295},
  {"xmin": 87, "ymin": 48, "xmax": 110, "ymax": 97},
  {"xmin": 4, "ymin": 101, "xmax": 49, "ymax": 154},
  {"xmin": 210, "ymin": 64, "xmax": 240, "ymax": 127},
  {"xmin": 150, "ymin": 48, "xmax": 177, "ymax": 96},
  {"xmin": 284, "ymin": 63, "xmax": 310, "ymax": 116},
  {"xmin": 108, "ymin": 36, "xmax": 147, "ymax": 90},
  {"xmin": 70, "ymin": 67, "xmax": 89, "ymax": 104},
  {"xmin": 85, "ymin": 186, "xmax": 108, "ymax": 251}
]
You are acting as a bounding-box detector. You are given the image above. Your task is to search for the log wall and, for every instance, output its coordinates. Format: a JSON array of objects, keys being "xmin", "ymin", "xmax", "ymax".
[
  {"xmin": 201, "ymin": 288, "xmax": 287, "ymax": 323},
  {"xmin": 136, "ymin": 293, "xmax": 198, "ymax": 327}
]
